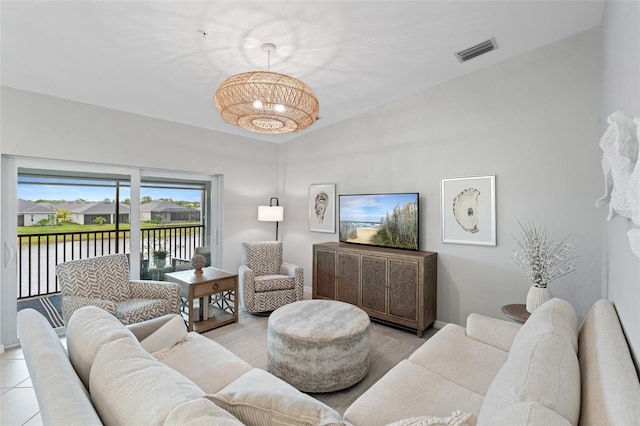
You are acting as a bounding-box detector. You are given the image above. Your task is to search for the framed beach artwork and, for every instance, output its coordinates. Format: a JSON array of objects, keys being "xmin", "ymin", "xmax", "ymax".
[
  {"xmin": 441, "ymin": 175, "xmax": 496, "ymax": 246},
  {"xmin": 309, "ymin": 184, "xmax": 336, "ymax": 233}
]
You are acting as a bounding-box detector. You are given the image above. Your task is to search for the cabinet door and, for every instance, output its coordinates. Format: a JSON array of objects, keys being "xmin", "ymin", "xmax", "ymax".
[
  {"xmin": 315, "ymin": 249, "xmax": 336, "ymax": 299},
  {"xmin": 361, "ymin": 255, "xmax": 387, "ymax": 315},
  {"xmin": 388, "ymin": 259, "xmax": 418, "ymax": 321},
  {"xmin": 336, "ymin": 253, "xmax": 360, "ymax": 305}
]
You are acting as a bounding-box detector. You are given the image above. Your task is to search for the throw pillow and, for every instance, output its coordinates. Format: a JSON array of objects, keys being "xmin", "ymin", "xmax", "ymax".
[
  {"xmin": 206, "ymin": 390, "xmax": 345, "ymax": 426},
  {"xmin": 140, "ymin": 314, "xmax": 187, "ymax": 353},
  {"xmin": 164, "ymin": 398, "xmax": 244, "ymax": 426},
  {"xmin": 386, "ymin": 411, "xmax": 476, "ymax": 426},
  {"xmin": 66, "ymin": 305, "xmax": 138, "ymax": 389}
]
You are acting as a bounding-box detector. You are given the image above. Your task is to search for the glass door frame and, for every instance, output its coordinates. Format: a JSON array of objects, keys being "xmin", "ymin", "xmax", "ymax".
[{"xmin": 1, "ymin": 155, "xmax": 220, "ymax": 347}]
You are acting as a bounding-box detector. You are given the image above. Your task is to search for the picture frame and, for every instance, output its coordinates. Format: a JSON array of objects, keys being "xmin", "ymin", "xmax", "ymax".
[
  {"xmin": 309, "ymin": 184, "xmax": 336, "ymax": 233},
  {"xmin": 441, "ymin": 175, "xmax": 496, "ymax": 246}
]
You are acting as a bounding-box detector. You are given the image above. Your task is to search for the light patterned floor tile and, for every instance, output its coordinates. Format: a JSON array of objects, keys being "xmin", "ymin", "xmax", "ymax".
[
  {"xmin": 0, "ymin": 387, "xmax": 40, "ymax": 426},
  {"xmin": 0, "ymin": 359, "xmax": 30, "ymax": 388}
]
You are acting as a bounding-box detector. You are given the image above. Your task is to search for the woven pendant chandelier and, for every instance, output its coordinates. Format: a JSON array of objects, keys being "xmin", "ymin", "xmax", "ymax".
[{"xmin": 214, "ymin": 43, "xmax": 319, "ymax": 134}]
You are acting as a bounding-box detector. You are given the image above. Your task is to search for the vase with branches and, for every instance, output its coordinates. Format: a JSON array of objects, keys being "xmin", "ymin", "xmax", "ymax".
[{"xmin": 510, "ymin": 221, "xmax": 577, "ymax": 312}]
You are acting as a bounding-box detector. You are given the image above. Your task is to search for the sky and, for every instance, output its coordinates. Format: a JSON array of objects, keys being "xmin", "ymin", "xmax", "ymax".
[
  {"xmin": 17, "ymin": 176, "xmax": 202, "ymax": 202},
  {"xmin": 339, "ymin": 193, "xmax": 418, "ymax": 223}
]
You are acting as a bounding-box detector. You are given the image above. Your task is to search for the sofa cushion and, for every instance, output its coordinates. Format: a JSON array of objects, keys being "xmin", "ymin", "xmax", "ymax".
[
  {"xmin": 154, "ymin": 332, "xmax": 252, "ymax": 394},
  {"xmin": 477, "ymin": 333, "xmax": 580, "ymax": 425},
  {"xmin": 90, "ymin": 337, "xmax": 204, "ymax": 425},
  {"xmin": 163, "ymin": 398, "xmax": 244, "ymax": 425},
  {"xmin": 254, "ymin": 275, "xmax": 295, "ymax": 292},
  {"xmin": 66, "ymin": 305, "xmax": 138, "ymax": 389},
  {"xmin": 386, "ymin": 412, "xmax": 476, "ymax": 426},
  {"xmin": 510, "ymin": 298, "xmax": 578, "ymax": 354},
  {"xmin": 344, "ymin": 360, "xmax": 484, "ymax": 426},
  {"xmin": 208, "ymin": 368, "xmax": 344, "ymax": 426},
  {"xmin": 484, "ymin": 401, "xmax": 571, "ymax": 425},
  {"xmin": 140, "ymin": 314, "xmax": 187, "ymax": 353},
  {"xmin": 409, "ymin": 324, "xmax": 508, "ymax": 396}
]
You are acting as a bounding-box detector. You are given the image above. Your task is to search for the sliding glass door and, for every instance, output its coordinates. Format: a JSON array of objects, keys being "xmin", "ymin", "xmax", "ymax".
[
  {"xmin": 16, "ymin": 173, "xmax": 132, "ymax": 299},
  {"xmin": 1, "ymin": 156, "xmax": 220, "ymax": 346}
]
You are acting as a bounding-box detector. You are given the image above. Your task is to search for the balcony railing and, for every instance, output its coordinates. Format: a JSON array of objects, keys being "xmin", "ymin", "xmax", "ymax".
[{"xmin": 17, "ymin": 224, "xmax": 205, "ymax": 299}]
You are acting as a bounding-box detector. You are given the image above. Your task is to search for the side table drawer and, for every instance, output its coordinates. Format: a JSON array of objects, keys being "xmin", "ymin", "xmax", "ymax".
[{"xmin": 193, "ymin": 277, "xmax": 236, "ymax": 298}]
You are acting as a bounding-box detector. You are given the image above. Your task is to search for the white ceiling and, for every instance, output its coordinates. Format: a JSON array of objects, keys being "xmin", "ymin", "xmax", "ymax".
[{"xmin": 1, "ymin": 1, "xmax": 604, "ymax": 143}]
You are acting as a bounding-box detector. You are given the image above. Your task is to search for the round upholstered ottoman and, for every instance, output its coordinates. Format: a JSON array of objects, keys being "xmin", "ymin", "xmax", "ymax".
[{"xmin": 267, "ymin": 299, "xmax": 370, "ymax": 393}]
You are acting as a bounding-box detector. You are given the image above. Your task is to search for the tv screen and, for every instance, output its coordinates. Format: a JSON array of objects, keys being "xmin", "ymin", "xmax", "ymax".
[{"xmin": 339, "ymin": 193, "xmax": 419, "ymax": 251}]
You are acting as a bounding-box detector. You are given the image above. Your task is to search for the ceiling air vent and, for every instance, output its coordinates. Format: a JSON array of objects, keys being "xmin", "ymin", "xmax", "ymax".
[{"xmin": 455, "ymin": 38, "xmax": 497, "ymax": 63}]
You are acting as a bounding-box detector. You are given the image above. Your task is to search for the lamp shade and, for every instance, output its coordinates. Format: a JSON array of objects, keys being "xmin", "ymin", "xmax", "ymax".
[
  {"xmin": 258, "ymin": 205, "xmax": 284, "ymax": 222},
  {"xmin": 214, "ymin": 71, "xmax": 319, "ymax": 134}
]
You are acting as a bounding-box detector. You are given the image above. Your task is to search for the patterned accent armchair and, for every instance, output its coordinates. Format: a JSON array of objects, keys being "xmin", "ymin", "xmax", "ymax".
[
  {"xmin": 239, "ymin": 241, "xmax": 304, "ymax": 314},
  {"xmin": 56, "ymin": 254, "xmax": 181, "ymax": 325}
]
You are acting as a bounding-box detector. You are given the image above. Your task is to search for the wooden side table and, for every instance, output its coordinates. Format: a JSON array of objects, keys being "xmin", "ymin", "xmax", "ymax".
[
  {"xmin": 501, "ymin": 304, "xmax": 530, "ymax": 323},
  {"xmin": 165, "ymin": 267, "xmax": 238, "ymax": 333}
]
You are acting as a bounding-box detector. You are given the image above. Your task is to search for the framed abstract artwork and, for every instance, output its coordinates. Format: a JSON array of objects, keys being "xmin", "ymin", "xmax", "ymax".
[
  {"xmin": 309, "ymin": 184, "xmax": 336, "ymax": 233},
  {"xmin": 441, "ymin": 175, "xmax": 496, "ymax": 246}
]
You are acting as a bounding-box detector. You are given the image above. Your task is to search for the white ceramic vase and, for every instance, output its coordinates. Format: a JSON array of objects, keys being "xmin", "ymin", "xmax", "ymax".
[{"xmin": 526, "ymin": 286, "xmax": 552, "ymax": 313}]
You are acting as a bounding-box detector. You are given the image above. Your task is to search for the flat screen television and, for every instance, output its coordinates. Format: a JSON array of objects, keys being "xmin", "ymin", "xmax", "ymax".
[{"xmin": 339, "ymin": 192, "xmax": 419, "ymax": 251}]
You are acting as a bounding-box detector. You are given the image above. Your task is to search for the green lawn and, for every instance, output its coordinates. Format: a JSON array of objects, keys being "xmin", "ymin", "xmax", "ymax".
[{"xmin": 18, "ymin": 221, "xmax": 201, "ymax": 235}]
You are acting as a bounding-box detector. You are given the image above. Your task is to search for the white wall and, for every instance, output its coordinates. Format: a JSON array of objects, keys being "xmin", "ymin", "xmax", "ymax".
[
  {"xmin": 279, "ymin": 28, "xmax": 603, "ymax": 326},
  {"xmin": 0, "ymin": 87, "xmax": 280, "ymax": 272},
  {"xmin": 0, "ymin": 87, "xmax": 283, "ymax": 346},
  {"xmin": 601, "ymin": 0, "xmax": 640, "ymax": 366}
]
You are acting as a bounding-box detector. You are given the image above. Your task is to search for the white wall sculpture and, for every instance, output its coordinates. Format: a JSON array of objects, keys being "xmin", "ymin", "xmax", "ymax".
[
  {"xmin": 627, "ymin": 119, "xmax": 640, "ymax": 258},
  {"xmin": 627, "ymin": 117, "xmax": 640, "ymax": 225},
  {"xmin": 596, "ymin": 111, "xmax": 640, "ymax": 258},
  {"xmin": 595, "ymin": 111, "xmax": 639, "ymax": 221}
]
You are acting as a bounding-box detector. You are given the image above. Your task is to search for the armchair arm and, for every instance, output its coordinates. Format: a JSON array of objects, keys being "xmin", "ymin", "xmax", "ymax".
[
  {"xmin": 280, "ymin": 262, "xmax": 301, "ymax": 277},
  {"xmin": 281, "ymin": 263, "xmax": 304, "ymax": 301},
  {"xmin": 129, "ymin": 281, "xmax": 181, "ymax": 315},
  {"xmin": 238, "ymin": 265, "xmax": 256, "ymax": 291},
  {"xmin": 465, "ymin": 313, "xmax": 522, "ymax": 352},
  {"xmin": 238, "ymin": 264, "xmax": 256, "ymax": 311},
  {"xmin": 62, "ymin": 295, "xmax": 117, "ymax": 323}
]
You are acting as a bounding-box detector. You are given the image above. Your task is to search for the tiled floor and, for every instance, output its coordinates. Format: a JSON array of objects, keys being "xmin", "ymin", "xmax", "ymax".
[{"xmin": 1, "ymin": 345, "xmax": 42, "ymax": 426}]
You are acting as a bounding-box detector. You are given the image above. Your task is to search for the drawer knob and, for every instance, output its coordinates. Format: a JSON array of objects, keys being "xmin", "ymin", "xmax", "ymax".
[{"xmin": 212, "ymin": 283, "xmax": 220, "ymax": 291}]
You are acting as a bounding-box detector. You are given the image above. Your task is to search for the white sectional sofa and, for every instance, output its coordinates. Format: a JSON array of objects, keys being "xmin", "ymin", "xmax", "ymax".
[
  {"xmin": 345, "ymin": 298, "xmax": 640, "ymax": 425},
  {"xmin": 18, "ymin": 298, "xmax": 640, "ymax": 425},
  {"xmin": 18, "ymin": 306, "xmax": 343, "ymax": 425}
]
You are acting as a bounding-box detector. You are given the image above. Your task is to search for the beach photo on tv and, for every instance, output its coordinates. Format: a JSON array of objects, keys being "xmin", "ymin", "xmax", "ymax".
[{"xmin": 339, "ymin": 193, "xmax": 418, "ymax": 250}]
